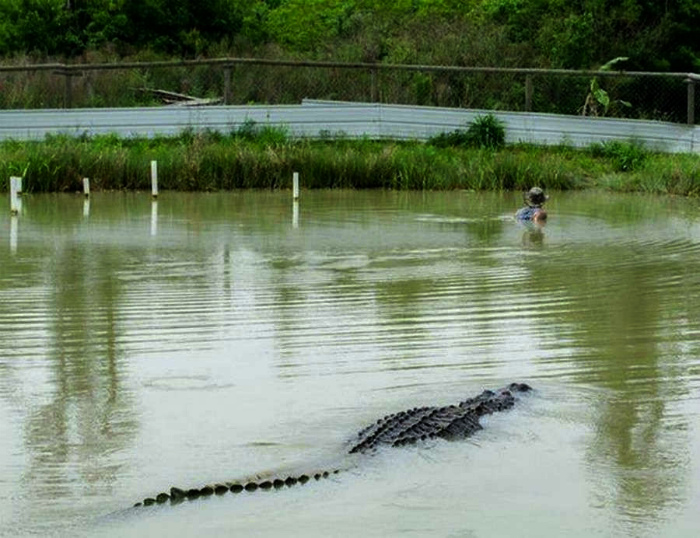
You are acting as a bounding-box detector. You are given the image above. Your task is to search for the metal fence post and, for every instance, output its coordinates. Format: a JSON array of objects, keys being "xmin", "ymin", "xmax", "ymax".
[
  {"xmin": 56, "ymin": 66, "xmax": 82, "ymax": 109},
  {"xmin": 371, "ymin": 67, "xmax": 378, "ymax": 103},
  {"xmin": 64, "ymin": 69, "xmax": 73, "ymax": 109},
  {"xmin": 525, "ymin": 75, "xmax": 533, "ymax": 112},
  {"xmin": 223, "ymin": 65, "xmax": 233, "ymax": 105},
  {"xmin": 687, "ymin": 77, "xmax": 696, "ymax": 125}
]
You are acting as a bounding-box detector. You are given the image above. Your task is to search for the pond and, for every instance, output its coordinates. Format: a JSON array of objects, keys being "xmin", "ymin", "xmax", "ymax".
[{"xmin": 1, "ymin": 190, "xmax": 699, "ymax": 537}]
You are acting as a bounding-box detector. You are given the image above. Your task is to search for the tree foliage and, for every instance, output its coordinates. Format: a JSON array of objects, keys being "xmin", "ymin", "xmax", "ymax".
[{"xmin": 0, "ymin": 0, "xmax": 697, "ymax": 72}]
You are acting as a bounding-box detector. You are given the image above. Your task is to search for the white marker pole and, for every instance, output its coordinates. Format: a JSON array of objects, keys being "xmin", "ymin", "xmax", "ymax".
[
  {"xmin": 10, "ymin": 177, "xmax": 20, "ymax": 214},
  {"xmin": 292, "ymin": 171, "xmax": 300, "ymax": 200},
  {"xmin": 83, "ymin": 177, "xmax": 90, "ymax": 198},
  {"xmin": 16, "ymin": 176, "xmax": 22, "ymax": 195},
  {"xmin": 151, "ymin": 160, "xmax": 158, "ymax": 199}
]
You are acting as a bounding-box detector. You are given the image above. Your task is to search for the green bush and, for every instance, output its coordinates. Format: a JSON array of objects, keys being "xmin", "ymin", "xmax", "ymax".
[
  {"xmin": 429, "ymin": 114, "xmax": 506, "ymax": 149},
  {"xmin": 466, "ymin": 114, "xmax": 506, "ymax": 149}
]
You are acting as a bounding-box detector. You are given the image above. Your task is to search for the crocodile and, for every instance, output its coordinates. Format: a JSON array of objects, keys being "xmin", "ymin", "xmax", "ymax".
[{"xmin": 133, "ymin": 382, "xmax": 531, "ymax": 507}]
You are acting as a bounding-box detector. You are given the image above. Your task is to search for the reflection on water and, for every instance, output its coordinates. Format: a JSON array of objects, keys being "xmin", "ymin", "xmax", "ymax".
[
  {"xmin": 150, "ymin": 201, "xmax": 157, "ymax": 237},
  {"xmin": 519, "ymin": 222, "xmax": 546, "ymax": 248},
  {"xmin": 2, "ymin": 239, "xmax": 137, "ymax": 532},
  {"xmin": 542, "ymin": 238, "xmax": 696, "ymax": 533},
  {"xmin": 9, "ymin": 214, "xmax": 17, "ymax": 254},
  {"xmin": 0, "ymin": 191, "xmax": 699, "ymax": 537}
]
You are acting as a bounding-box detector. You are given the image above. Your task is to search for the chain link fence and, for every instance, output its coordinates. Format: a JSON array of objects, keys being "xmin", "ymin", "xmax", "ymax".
[{"xmin": 0, "ymin": 58, "xmax": 697, "ymax": 124}]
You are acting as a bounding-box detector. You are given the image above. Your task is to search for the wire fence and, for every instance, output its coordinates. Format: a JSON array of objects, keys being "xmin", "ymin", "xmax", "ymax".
[{"xmin": 0, "ymin": 57, "xmax": 697, "ymax": 124}]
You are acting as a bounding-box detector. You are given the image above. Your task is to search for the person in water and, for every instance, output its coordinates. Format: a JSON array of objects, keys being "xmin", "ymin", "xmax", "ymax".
[{"xmin": 515, "ymin": 187, "xmax": 548, "ymax": 223}]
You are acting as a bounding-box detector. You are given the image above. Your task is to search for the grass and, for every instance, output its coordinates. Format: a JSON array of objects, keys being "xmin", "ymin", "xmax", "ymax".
[{"xmin": 1, "ymin": 130, "xmax": 699, "ymax": 196}]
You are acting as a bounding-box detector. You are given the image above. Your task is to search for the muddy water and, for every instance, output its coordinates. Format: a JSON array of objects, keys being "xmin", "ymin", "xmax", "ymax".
[{"xmin": 0, "ymin": 191, "xmax": 699, "ymax": 537}]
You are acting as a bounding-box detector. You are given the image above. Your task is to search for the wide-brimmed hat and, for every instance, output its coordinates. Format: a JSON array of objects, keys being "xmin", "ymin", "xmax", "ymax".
[{"xmin": 524, "ymin": 187, "xmax": 548, "ymax": 207}]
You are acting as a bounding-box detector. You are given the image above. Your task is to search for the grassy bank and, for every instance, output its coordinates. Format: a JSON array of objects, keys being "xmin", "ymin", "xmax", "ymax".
[{"xmin": 1, "ymin": 130, "xmax": 700, "ymax": 196}]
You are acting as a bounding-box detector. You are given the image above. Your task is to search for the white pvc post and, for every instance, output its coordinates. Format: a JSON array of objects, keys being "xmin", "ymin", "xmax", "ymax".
[
  {"xmin": 83, "ymin": 177, "xmax": 90, "ymax": 197},
  {"xmin": 292, "ymin": 171, "xmax": 300, "ymax": 200},
  {"xmin": 10, "ymin": 176, "xmax": 20, "ymax": 214},
  {"xmin": 16, "ymin": 176, "xmax": 22, "ymax": 195},
  {"xmin": 151, "ymin": 160, "xmax": 158, "ymax": 199}
]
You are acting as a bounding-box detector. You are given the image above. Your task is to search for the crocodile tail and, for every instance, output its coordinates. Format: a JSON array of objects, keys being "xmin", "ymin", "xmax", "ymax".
[{"xmin": 134, "ymin": 469, "xmax": 342, "ymax": 508}]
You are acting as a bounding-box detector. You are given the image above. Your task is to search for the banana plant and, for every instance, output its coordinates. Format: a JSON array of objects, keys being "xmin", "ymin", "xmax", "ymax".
[{"xmin": 582, "ymin": 56, "xmax": 632, "ymax": 116}]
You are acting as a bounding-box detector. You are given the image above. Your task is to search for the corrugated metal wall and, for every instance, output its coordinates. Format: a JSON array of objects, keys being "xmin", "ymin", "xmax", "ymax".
[{"xmin": 1, "ymin": 101, "xmax": 697, "ymax": 153}]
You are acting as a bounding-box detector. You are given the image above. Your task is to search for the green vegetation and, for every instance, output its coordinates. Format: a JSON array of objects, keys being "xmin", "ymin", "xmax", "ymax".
[
  {"xmin": 581, "ymin": 57, "xmax": 632, "ymax": 117},
  {"xmin": 587, "ymin": 140, "xmax": 648, "ymax": 173},
  {"xmin": 1, "ymin": 1, "xmax": 698, "ymax": 73},
  {"xmin": 0, "ymin": 1, "xmax": 698, "ymax": 118},
  {"xmin": 429, "ymin": 114, "xmax": 506, "ymax": 150},
  {"xmin": 2, "ymin": 128, "xmax": 699, "ymax": 196}
]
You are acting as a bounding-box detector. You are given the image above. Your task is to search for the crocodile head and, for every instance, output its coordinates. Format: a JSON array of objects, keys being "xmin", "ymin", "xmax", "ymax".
[{"xmin": 507, "ymin": 382, "xmax": 532, "ymax": 393}]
